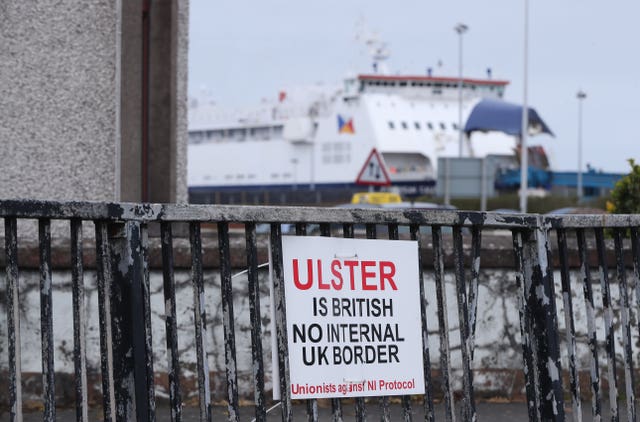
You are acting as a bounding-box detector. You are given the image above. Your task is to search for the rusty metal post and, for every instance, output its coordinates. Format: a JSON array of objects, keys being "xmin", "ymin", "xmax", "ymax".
[
  {"xmin": 38, "ymin": 219, "xmax": 56, "ymax": 421},
  {"xmin": 521, "ymin": 220, "xmax": 565, "ymax": 421},
  {"xmin": 5, "ymin": 217, "xmax": 23, "ymax": 422},
  {"xmin": 109, "ymin": 221, "xmax": 156, "ymax": 421}
]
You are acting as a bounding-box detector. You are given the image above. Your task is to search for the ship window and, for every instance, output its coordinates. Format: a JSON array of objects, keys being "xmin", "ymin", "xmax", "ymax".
[
  {"xmin": 439, "ymin": 122, "xmax": 446, "ymax": 130},
  {"xmin": 414, "ymin": 122, "xmax": 421, "ymax": 130},
  {"xmin": 388, "ymin": 121, "xmax": 395, "ymax": 130},
  {"xmin": 190, "ymin": 132, "xmax": 204, "ymax": 144},
  {"xmin": 399, "ymin": 82, "xmax": 407, "ymax": 87},
  {"xmin": 452, "ymin": 123, "xmax": 459, "ymax": 130},
  {"xmin": 401, "ymin": 122, "xmax": 408, "ymax": 130},
  {"xmin": 427, "ymin": 122, "xmax": 434, "ymax": 130},
  {"xmin": 433, "ymin": 89, "xmax": 442, "ymax": 95}
]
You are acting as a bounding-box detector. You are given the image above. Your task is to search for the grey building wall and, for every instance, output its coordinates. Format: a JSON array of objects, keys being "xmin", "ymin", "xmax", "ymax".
[
  {"xmin": 0, "ymin": 1, "xmax": 120, "ymax": 201},
  {"xmin": 0, "ymin": 0, "xmax": 188, "ymax": 203}
]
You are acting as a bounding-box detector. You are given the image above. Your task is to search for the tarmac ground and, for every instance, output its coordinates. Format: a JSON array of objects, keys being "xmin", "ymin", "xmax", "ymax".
[{"xmin": 16, "ymin": 400, "xmax": 611, "ymax": 421}]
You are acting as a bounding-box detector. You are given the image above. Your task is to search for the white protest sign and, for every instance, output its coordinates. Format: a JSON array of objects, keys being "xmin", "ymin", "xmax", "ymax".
[{"xmin": 281, "ymin": 236, "xmax": 424, "ymax": 399}]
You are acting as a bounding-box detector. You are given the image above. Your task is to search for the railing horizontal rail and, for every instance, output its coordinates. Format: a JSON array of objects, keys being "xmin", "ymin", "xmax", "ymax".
[{"xmin": 0, "ymin": 199, "xmax": 543, "ymax": 227}]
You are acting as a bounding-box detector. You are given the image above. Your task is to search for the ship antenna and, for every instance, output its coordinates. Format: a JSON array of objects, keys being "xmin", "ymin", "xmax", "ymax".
[{"xmin": 355, "ymin": 19, "xmax": 390, "ymax": 74}]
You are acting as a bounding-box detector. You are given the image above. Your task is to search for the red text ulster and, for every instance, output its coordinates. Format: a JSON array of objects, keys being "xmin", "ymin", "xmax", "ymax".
[{"xmin": 292, "ymin": 258, "xmax": 398, "ymax": 291}]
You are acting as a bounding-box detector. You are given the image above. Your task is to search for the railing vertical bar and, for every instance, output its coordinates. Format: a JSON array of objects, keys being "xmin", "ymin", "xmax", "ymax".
[
  {"xmin": 70, "ymin": 219, "xmax": 89, "ymax": 422},
  {"xmin": 295, "ymin": 222, "xmax": 319, "ymax": 422},
  {"xmin": 139, "ymin": 223, "xmax": 157, "ymax": 421},
  {"xmin": 576, "ymin": 228, "xmax": 602, "ymax": 421},
  {"xmin": 527, "ymin": 222, "xmax": 564, "ymax": 421},
  {"xmin": 386, "ymin": 223, "xmax": 412, "ymax": 422},
  {"xmin": 632, "ymin": 228, "xmax": 640, "ymax": 395},
  {"xmin": 320, "ymin": 222, "xmax": 331, "ymax": 238},
  {"xmin": 38, "ymin": 218, "xmax": 56, "ymax": 421},
  {"xmin": 218, "ymin": 222, "xmax": 240, "ymax": 421},
  {"xmin": 245, "ymin": 222, "xmax": 267, "ymax": 422},
  {"xmin": 453, "ymin": 226, "xmax": 476, "ymax": 422},
  {"xmin": 342, "ymin": 222, "xmax": 365, "ymax": 422},
  {"xmin": 160, "ymin": 222, "xmax": 183, "ymax": 422},
  {"xmin": 512, "ymin": 230, "xmax": 539, "ymax": 422},
  {"xmin": 342, "ymin": 223, "xmax": 354, "ymax": 239},
  {"xmin": 190, "ymin": 222, "xmax": 212, "ymax": 422},
  {"xmin": 410, "ymin": 224, "xmax": 435, "ymax": 422},
  {"xmin": 295, "ymin": 222, "xmax": 307, "ymax": 236},
  {"xmin": 318, "ymin": 221, "xmax": 343, "ymax": 421},
  {"xmin": 556, "ymin": 228, "xmax": 582, "ymax": 422},
  {"xmin": 270, "ymin": 223, "xmax": 293, "ymax": 422},
  {"xmin": 109, "ymin": 223, "xmax": 136, "ymax": 421},
  {"xmin": 5, "ymin": 217, "xmax": 23, "ymax": 422},
  {"xmin": 95, "ymin": 221, "xmax": 116, "ymax": 422},
  {"xmin": 594, "ymin": 227, "xmax": 619, "ymax": 421},
  {"xmin": 468, "ymin": 227, "xmax": 482, "ymax": 360},
  {"xmin": 365, "ymin": 223, "xmax": 390, "ymax": 421},
  {"xmin": 365, "ymin": 223, "xmax": 376, "ymax": 240},
  {"xmin": 432, "ymin": 226, "xmax": 456, "ymax": 422},
  {"xmin": 614, "ymin": 229, "xmax": 636, "ymax": 422}
]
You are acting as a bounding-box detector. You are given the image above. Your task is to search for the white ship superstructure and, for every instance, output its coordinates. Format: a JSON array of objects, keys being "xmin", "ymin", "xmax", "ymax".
[{"xmin": 188, "ymin": 71, "xmax": 519, "ymax": 203}]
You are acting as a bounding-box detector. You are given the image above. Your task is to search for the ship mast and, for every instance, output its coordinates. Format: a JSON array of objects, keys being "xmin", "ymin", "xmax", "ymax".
[{"xmin": 355, "ymin": 21, "xmax": 390, "ymax": 75}]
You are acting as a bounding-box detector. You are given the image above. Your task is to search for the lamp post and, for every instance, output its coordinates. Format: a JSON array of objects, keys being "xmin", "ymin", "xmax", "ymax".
[
  {"xmin": 519, "ymin": 0, "xmax": 529, "ymax": 213},
  {"xmin": 576, "ymin": 90, "xmax": 586, "ymax": 201},
  {"xmin": 455, "ymin": 23, "xmax": 468, "ymax": 157}
]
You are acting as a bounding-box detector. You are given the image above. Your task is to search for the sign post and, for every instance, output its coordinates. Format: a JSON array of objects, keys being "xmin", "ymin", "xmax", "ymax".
[{"xmin": 278, "ymin": 236, "xmax": 424, "ymax": 399}]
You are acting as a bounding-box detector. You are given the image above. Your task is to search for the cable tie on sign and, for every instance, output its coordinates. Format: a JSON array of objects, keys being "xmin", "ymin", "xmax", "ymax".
[
  {"xmin": 334, "ymin": 253, "xmax": 358, "ymax": 259},
  {"xmin": 231, "ymin": 262, "xmax": 269, "ymax": 279},
  {"xmin": 249, "ymin": 401, "xmax": 281, "ymax": 422}
]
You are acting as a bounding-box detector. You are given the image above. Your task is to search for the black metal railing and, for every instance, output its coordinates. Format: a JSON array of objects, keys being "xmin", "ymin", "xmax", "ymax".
[{"xmin": 1, "ymin": 199, "xmax": 640, "ymax": 421}]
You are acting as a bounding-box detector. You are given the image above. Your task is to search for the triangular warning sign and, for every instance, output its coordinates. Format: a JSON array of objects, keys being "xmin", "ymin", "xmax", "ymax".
[{"xmin": 355, "ymin": 148, "xmax": 391, "ymax": 186}]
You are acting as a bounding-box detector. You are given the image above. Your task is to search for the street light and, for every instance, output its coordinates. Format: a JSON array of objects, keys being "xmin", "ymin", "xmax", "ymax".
[
  {"xmin": 576, "ymin": 90, "xmax": 587, "ymax": 201},
  {"xmin": 519, "ymin": 0, "xmax": 529, "ymax": 213},
  {"xmin": 455, "ymin": 23, "xmax": 468, "ymax": 157}
]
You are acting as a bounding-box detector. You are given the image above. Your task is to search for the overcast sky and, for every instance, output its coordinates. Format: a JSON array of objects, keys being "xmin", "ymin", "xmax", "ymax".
[{"xmin": 188, "ymin": 0, "xmax": 640, "ymax": 173}]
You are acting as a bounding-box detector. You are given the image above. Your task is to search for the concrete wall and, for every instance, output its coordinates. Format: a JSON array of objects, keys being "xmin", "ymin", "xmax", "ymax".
[
  {"xmin": 0, "ymin": 0, "xmax": 188, "ymax": 203},
  {"xmin": 0, "ymin": 1, "xmax": 121, "ymax": 201}
]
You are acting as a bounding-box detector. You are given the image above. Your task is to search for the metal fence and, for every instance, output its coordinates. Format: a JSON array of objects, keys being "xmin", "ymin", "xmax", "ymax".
[{"xmin": 2, "ymin": 199, "xmax": 640, "ymax": 421}]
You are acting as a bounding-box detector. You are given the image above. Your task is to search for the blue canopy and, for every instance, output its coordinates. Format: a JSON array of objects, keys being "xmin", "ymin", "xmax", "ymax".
[{"xmin": 464, "ymin": 98, "xmax": 554, "ymax": 137}]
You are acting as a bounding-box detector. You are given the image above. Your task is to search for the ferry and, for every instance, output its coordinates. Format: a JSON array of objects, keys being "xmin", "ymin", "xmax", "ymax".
[{"xmin": 188, "ymin": 39, "xmax": 548, "ymax": 204}]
